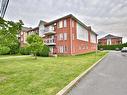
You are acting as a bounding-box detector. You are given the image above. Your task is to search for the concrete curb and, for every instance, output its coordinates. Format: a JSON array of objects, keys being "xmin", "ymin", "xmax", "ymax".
[{"xmin": 56, "ymin": 53, "xmax": 109, "ymax": 95}]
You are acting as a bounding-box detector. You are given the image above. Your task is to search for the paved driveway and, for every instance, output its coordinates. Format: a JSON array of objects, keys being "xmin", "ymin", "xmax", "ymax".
[{"xmin": 67, "ymin": 51, "xmax": 127, "ymax": 95}]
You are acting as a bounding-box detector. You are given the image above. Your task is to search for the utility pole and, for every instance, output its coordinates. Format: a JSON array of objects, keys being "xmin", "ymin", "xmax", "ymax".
[{"xmin": 0, "ymin": 0, "xmax": 9, "ymax": 18}]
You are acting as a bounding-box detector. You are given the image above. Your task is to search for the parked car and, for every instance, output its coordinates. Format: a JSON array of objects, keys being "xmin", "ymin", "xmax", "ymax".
[
  {"xmin": 121, "ymin": 47, "xmax": 127, "ymax": 52},
  {"xmin": 121, "ymin": 47, "xmax": 127, "ymax": 56}
]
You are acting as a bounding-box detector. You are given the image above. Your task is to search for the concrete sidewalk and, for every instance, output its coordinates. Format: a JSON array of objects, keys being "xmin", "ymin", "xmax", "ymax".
[
  {"xmin": 0, "ymin": 55, "xmax": 30, "ymax": 59},
  {"xmin": 67, "ymin": 51, "xmax": 127, "ymax": 95}
]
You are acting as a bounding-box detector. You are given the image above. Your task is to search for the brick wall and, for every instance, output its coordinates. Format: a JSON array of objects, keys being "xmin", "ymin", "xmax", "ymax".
[{"xmin": 98, "ymin": 38, "xmax": 122, "ymax": 45}]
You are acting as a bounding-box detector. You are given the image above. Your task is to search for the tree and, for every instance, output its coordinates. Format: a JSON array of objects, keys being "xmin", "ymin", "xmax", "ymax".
[
  {"xmin": 0, "ymin": 17, "xmax": 22, "ymax": 54},
  {"xmin": 27, "ymin": 34, "xmax": 43, "ymax": 59},
  {"xmin": 37, "ymin": 45, "xmax": 50, "ymax": 57}
]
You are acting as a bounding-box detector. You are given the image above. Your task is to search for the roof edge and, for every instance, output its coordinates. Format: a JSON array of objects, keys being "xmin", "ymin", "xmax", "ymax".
[{"xmin": 44, "ymin": 14, "xmax": 97, "ymax": 35}]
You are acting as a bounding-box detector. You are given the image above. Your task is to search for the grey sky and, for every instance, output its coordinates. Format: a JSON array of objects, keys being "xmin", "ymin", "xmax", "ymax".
[{"xmin": 4, "ymin": 0, "xmax": 127, "ymax": 42}]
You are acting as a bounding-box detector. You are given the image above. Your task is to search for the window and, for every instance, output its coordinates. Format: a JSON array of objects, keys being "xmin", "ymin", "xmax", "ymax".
[
  {"xmin": 58, "ymin": 21, "xmax": 63, "ymax": 28},
  {"xmin": 85, "ymin": 43, "xmax": 88, "ymax": 49},
  {"xmin": 107, "ymin": 39, "xmax": 111, "ymax": 45},
  {"xmin": 72, "ymin": 20, "xmax": 74, "ymax": 27},
  {"xmin": 21, "ymin": 32, "xmax": 24, "ymax": 35},
  {"xmin": 63, "ymin": 19, "xmax": 67, "ymax": 27},
  {"xmin": 63, "ymin": 33, "xmax": 67, "ymax": 40},
  {"xmin": 64, "ymin": 45, "xmax": 67, "ymax": 52},
  {"xmin": 90, "ymin": 33, "xmax": 96, "ymax": 43},
  {"xmin": 59, "ymin": 46, "xmax": 64, "ymax": 53},
  {"xmin": 58, "ymin": 45, "xmax": 67, "ymax": 53},
  {"xmin": 58, "ymin": 33, "xmax": 67, "ymax": 40},
  {"xmin": 58, "ymin": 33, "xmax": 63, "ymax": 40},
  {"xmin": 79, "ymin": 46, "xmax": 81, "ymax": 50},
  {"xmin": 49, "ymin": 25, "xmax": 54, "ymax": 31},
  {"xmin": 77, "ymin": 24, "xmax": 88, "ymax": 41}
]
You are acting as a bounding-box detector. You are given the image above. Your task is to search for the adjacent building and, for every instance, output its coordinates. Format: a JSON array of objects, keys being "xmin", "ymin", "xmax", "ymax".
[
  {"xmin": 19, "ymin": 14, "xmax": 97, "ymax": 55},
  {"xmin": 19, "ymin": 27, "xmax": 32, "ymax": 47},
  {"xmin": 98, "ymin": 34, "xmax": 122, "ymax": 45}
]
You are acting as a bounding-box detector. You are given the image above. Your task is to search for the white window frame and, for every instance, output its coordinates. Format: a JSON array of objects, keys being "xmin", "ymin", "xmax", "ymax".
[
  {"xmin": 59, "ymin": 46, "xmax": 64, "ymax": 53},
  {"xmin": 107, "ymin": 39, "xmax": 111, "ymax": 45},
  {"xmin": 21, "ymin": 32, "xmax": 24, "ymax": 35},
  {"xmin": 58, "ymin": 33, "xmax": 63, "ymax": 40},
  {"xmin": 58, "ymin": 21, "xmax": 63, "ymax": 28},
  {"xmin": 77, "ymin": 24, "xmax": 88, "ymax": 41},
  {"xmin": 59, "ymin": 45, "xmax": 67, "ymax": 53},
  {"xmin": 63, "ymin": 19, "xmax": 67, "ymax": 27},
  {"xmin": 63, "ymin": 33, "xmax": 67, "ymax": 40},
  {"xmin": 90, "ymin": 33, "xmax": 97, "ymax": 43}
]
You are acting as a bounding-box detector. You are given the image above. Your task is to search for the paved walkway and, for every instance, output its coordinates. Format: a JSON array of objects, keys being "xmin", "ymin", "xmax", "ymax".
[
  {"xmin": 67, "ymin": 51, "xmax": 127, "ymax": 95},
  {"xmin": 0, "ymin": 55, "xmax": 30, "ymax": 59}
]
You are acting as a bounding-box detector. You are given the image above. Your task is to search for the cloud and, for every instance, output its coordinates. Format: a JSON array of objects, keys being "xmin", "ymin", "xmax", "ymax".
[{"xmin": 4, "ymin": 0, "xmax": 127, "ymax": 42}]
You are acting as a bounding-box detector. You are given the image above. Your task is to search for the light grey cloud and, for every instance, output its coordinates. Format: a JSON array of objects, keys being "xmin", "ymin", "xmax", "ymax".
[{"xmin": 4, "ymin": 0, "xmax": 127, "ymax": 42}]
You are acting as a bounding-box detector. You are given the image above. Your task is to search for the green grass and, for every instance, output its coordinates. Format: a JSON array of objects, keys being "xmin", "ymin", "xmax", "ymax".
[{"xmin": 0, "ymin": 51, "xmax": 107, "ymax": 95}]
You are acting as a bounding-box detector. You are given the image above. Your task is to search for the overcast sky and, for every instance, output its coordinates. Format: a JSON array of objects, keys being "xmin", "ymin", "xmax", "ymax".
[{"xmin": 4, "ymin": 0, "xmax": 127, "ymax": 42}]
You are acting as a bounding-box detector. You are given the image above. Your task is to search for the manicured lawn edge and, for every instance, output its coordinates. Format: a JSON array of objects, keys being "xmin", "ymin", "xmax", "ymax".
[
  {"xmin": 56, "ymin": 52, "xmax": 109, "ymax": 95},
  {"xmin": 0, "ymin": 55, "xmax": 30, "ymax": 59}
]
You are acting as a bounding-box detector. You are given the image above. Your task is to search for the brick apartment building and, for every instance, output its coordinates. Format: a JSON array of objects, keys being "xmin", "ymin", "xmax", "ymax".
[
  {"xmin": 98, "ymin": 34, "xmax": 122, "ymax": 45},
  {"xmin": 19, "ymin": 27, "xmax": 32, "ymax": 46},
  {"xmin": 19, "ymin": 14, "xmax": 97, "ymax": 55}
]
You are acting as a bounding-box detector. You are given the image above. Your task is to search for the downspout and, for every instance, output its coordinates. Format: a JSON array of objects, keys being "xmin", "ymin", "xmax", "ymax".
[
  {"xmin": 96, "ymin": 34, "xmax": 98, "ymax": 54},
  {"xmin": 70, "ymin": 18, "xmax": 73, "ymax": 55}
]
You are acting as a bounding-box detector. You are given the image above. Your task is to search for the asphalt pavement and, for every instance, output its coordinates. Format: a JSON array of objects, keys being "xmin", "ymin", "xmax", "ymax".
[{"xmin": 67, "ymin": 51, "xmax": 127, "ymax": 95}]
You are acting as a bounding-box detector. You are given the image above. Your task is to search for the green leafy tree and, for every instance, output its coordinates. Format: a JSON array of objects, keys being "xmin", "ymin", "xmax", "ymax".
[
  {"xmin": 0, "ymin": 17, "xmax": 22, "ymax": 54},
  {"xmin": 37, "ymin": 45, "xmax": 50, "ymax": 57},
  {"xmin": 27, "ymin": 34, "xmax": 43, "ymax": 59}
]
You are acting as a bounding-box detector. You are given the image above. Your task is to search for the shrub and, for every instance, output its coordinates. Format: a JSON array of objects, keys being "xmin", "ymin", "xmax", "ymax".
[
  {"xmin": 37, "ymin": 45, "xmax": 50, "ymax": 57},
  {"xmin": 8, "ymin": 42, "xmax": 20, "ymax": 54},
  {"xmin": 98, "ymin": 43, "xmax": 127, "ymax": 50},
  {"xmin": 20, "ymin": 45, "xmax": 50, "ymax": 57},
  {"xmin": 0, "ymin": 45, "xmax": 10, "ymax": 55},
  {"xmin": 20, "ymin": 47, "xmax": 31, "ymax": 55}
]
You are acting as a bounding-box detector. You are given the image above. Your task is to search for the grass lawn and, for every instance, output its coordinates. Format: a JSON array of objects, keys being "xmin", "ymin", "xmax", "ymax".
[{"xmin": 0, "ymin": 51, "xmax": 107, "ymax": 95}]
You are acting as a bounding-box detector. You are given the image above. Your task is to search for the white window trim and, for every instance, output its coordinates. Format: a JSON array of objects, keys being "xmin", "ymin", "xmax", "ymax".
[
  {"xmin": 58, "ymin": 21, "xmax": 63, "ymax": 28},
  {"xmin": 63, "ymin": 19, "xmax": 67, "ymax": 27},
  {"xmin": 63, "ymin": 33, "xmax": 67, "ymax": 40}
]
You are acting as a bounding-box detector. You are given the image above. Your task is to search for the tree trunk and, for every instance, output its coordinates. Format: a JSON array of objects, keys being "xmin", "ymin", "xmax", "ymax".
[{"xmin": 34, "ymin": 53, "xmax": 37, "ymax": 60}]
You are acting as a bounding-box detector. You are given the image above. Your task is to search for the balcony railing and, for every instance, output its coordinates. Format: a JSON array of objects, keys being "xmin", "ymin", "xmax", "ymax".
[
  {"xmin": 44, "ymin": 39, "xmax": 56, "ymax": 45},
  {"xmin": 43, "ymin": 28, "xmax": 55, "ymax": 36}
]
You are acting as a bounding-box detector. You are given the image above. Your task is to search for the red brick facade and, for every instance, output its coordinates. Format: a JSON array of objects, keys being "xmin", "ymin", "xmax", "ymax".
[
  {"xmin": 98, "ymin": 34, "xmax": 122, "ymax": 45},
  {"xmin": 20, "ymin": 14, "xmax": 97, "ymax": 55},
  {"xmin": 19, "ymin": 27, "xmax": 39, "ymax": 47}
]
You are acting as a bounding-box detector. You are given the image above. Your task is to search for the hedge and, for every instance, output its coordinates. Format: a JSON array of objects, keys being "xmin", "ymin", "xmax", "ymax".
[
  {"xmin": 98, "ymin": 43, "xmax": 127, "ymax": 50},
  {"xmin": 20, "ymin": 47, "xmax": 31, "ymax": 55},
  {"xmin": 20, "ymin": 45, "xmax": 50, "ymax": 57},
  {"xmin": 8, "ymin": 43, "xmax": 20, "ymax": 54}
]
